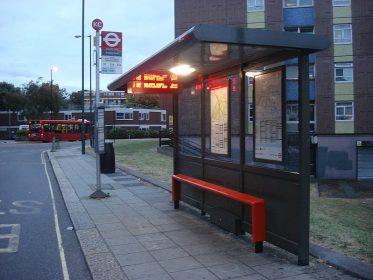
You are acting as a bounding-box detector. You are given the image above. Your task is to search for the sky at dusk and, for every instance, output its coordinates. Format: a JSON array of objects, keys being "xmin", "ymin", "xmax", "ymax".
[{"xmin": 0, "ymin": 0, "xmax": 175, "ymax": 93}]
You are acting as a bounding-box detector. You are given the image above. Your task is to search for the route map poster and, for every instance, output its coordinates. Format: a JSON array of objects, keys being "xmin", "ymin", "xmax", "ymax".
[
  {"xmin": 254, "ymin": 70, "xmax": 283, "ymax": 162},
  {"xmin": 210, "ymin": 85, "xmax": 228, "ymax": 155}
]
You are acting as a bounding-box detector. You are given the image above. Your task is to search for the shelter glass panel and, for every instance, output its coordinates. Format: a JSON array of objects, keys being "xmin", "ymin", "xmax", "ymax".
[
  {"xmin": 245, "ymin": 64, "xmax": 300, "ymax": 172},
  {"xmin": 254, "ymin": 69, "xmax": 284, "ymax": 163},
  {"xmin": 177, "ymin": 86, "xmax": 201, "ymax": 157},
  {"xmin": 204, "ymin": 74, "xmax": 240, "ymax": 163}
]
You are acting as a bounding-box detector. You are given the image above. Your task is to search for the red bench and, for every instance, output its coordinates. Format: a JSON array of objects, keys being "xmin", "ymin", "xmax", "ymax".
[{"xmin": 172, "ymin": 173, "xmax": 266, "ymax": 253}]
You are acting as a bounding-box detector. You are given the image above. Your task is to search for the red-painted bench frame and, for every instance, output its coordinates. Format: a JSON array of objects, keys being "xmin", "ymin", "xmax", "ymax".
[{"xmin": 172, "ymin": 173, "xmax": 266, "ymax": 253}]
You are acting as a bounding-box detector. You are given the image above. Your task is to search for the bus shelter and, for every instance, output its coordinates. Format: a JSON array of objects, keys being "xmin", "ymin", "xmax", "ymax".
[{"xmin": 108, "ymin": 24, "xmax": 328, "ymax": 265}]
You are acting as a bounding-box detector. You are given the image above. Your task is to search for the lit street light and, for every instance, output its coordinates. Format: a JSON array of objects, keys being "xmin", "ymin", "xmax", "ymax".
[{"xmin": 50, "ymin": 66, "xmax": 58, "ymax": 119}]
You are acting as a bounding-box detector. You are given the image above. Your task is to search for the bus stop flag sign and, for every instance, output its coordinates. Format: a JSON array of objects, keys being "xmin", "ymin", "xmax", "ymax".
[{"xmin": 101, "ymin": 31, "xmax": 123, "ymax": 74}]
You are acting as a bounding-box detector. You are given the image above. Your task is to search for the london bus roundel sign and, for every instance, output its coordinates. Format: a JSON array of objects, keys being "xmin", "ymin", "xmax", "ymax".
[{"xmin": 92, "ymin": 19, "xmax": 103, "ymax": 31}]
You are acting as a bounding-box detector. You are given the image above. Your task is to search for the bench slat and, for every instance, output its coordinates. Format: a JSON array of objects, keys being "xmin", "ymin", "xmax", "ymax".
[{"xmin": 172, "ymin": 174, "xmax": 264, "ymax": 205}]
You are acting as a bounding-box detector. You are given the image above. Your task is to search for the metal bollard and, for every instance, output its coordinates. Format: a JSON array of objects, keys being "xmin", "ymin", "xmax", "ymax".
[
  {"xmin": 55, "ymin": 137, "xmax": 60, "ymax": 149},
  {"xmin": 51, "ymin": 137, "xmax": 56, "ymax": 152}
]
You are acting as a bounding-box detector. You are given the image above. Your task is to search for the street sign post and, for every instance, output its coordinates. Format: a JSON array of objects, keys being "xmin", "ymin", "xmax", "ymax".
[{"xmin": 90, "ymin": 18, "xmax": 109, "ymax": 199}]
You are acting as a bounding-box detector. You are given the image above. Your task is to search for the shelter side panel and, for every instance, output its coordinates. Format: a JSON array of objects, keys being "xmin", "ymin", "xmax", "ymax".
[
  {"xmin": 177, "ymin": 158, "xmax": 203, "ymax": 209},
  {"xmin": 203, "ymin": 165, "xmax": 242, "ymax": 232},
  {"xmin": 243, "ymin": 171, "xmax": 301, "ymax": 254}
]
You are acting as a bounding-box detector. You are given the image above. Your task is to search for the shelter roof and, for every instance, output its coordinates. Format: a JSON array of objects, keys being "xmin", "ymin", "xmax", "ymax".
[{"xmin": 108, "ymin": 24, "xmax": 329, "ymax": 91}]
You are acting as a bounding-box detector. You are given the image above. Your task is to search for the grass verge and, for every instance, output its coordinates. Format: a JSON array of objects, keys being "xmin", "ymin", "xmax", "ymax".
[
  {"xmin": 114, "ymin": 139, "xmax": 173, "ymax": 183},
  {"xmin": 310, "ymin": 195, "xmax": 373, "ymax": 263},
  {"xmin": 113, "ymin": 138, "xmax": 373, "ymax": 264}
]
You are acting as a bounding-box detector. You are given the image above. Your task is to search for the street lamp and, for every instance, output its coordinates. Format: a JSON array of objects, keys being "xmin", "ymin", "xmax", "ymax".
[
  {"xmin": 74, "ymin": 35, "xmax": 93, "ymax": 121},
  {"xmin": 50, "ymin": 66, "xmax": 58, "ymax": 119},
  {"xmin": 77, "ymin": 0, "xmax": 86, "ymax": 154}
]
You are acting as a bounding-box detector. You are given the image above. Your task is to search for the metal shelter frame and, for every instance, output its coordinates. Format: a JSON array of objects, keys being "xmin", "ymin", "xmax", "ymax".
[{"xmin": 108, "ymin": 24, "xmax": 328, "ymax": 265}]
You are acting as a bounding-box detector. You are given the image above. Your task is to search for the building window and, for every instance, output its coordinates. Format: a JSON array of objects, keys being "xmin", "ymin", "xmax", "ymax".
[
  {"xmin": 17, "ymin": 113, "xmax": 27, "ymax": 122},
  {"xmin": 116, "ymin": 113, "xmax": 124, "ymax": 120},
  {"xmin": 248, "ymin": 103, "xmax": 254, "ymax": 122},
  {"xmin": 64, "ymin": 114, "xmax": 72, "ymax": 120},
  {"xmin": 335, "ymin": 63, "xmax": 353, "ymax": 82},
  {"xmin": 125, "ymin": 113, "xmax": 133, "ymax": 120},
  {"xmin": 310, "ymin": 104, "xmax": 315, "ymax": 131},
  {"xmin": 283, "ymin": 0, "xmax": 313, "ymax": 8},
  {"xmin": 286, "ymin": 64, "xmax": 315, "ymax": 80},
  {"xmin": 335, "ymin": 102, "xmax": 353, "ymax": 121},
  {"xmin": 284, "ymin": 26, "xmax": 314, "ymax": 33},
  {"xmin": 286, "ymin": 104, "xmax": 315, "ymax": 131},
  {"xmin": 161, "ymin": 113, "xmax": 166, "ymax": 122},
  {"xmin": 139, "ymin": 112, "xmax": 149, "ymax": 121},
  {"xmin": 333, "ymin": 0, "xmax": 350, "ymax": 6},
  {"xmin": 248, "ymin": 0, "xmax": 264, "ymax": 11},
  {"xmin": 287, "ymin": 104, "xmax": 299, "ymax": 122},
  {"xmin": 333, "ymin": 24, "xmax": 352, "ymax": 44},
  {"xmin": 116, "ymin": 112, "xmax": 133, "ymax": 120}
]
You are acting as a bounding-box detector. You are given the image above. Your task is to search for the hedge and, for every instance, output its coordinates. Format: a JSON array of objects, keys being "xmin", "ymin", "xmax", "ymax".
[
  {"xmin": 107, "ymin": 128, "xmax": 160, "ymax": 139},
  {"xmin": 16, "ymin": 129, "xmax": 29, "ymax": 138}
]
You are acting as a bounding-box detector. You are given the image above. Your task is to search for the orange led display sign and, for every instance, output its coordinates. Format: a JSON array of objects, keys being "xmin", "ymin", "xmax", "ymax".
[{"xmin": 127, "ymin": 72, "xmax": 180, "ymax": 94}]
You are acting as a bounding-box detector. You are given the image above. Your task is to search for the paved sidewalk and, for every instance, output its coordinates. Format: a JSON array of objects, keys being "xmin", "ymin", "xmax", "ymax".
[{"xmin": 49, "ymin": 146, "xmax": 361, "ymax": 280}]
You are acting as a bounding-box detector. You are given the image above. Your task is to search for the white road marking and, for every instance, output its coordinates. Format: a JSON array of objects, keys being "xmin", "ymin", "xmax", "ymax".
[
  {"xmin": 0, "ymin": 200, "xmax": 4, "ymax": 215},
  {"xmin": 0, "ymin": 224, "xmax": 20, "ymax": 253},
  {"xmin": 42, "ymin": 151, "xmax": 70, "ymax": 280},
  {"xmin": 10, "ymin": 200, "xmax": 43, "ymax": 215}
]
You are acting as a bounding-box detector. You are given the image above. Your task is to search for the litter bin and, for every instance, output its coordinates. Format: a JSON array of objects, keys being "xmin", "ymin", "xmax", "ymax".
[{"xmin": 100, "ymin": 140, "xmax": 115, "ymax": 173}]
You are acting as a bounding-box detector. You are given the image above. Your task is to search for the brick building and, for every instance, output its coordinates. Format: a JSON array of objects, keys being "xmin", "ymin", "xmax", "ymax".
[
  {"xmin": 162, "ymin": 0, "xmax": 373, "ymax": 179},
  {"xmin": 0, "ymin": 90, "xmax": 167, "ymax": 139}
]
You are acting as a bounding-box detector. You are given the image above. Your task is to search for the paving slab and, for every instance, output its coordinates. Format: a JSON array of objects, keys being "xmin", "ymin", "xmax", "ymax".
[{"xmin": 49, "ymin": 146, "xmax": 368, "ymax": 280}]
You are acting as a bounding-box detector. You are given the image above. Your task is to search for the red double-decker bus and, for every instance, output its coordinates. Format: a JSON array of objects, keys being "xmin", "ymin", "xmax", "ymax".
[{"xmin": 28, "ymin": 120, "xmax": 91, "ymax": 142}]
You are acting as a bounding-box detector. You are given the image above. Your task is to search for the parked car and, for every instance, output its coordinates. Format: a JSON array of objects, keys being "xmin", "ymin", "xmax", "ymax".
[{"xmin": 18, "ymin": 125, "xmax": 29, "ymax": 131}]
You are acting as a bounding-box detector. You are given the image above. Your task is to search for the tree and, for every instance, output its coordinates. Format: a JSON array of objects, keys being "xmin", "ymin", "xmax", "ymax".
[
  {"xmin": 68, "ymin": 91, "xmax": 83, "ymax": 106},
  {"xmin": 23, "ymin": 79, "xmax": 64, "ymax": 120},
  {"xmin": 0, "ymin": 82, "xmax": 25, "ymax": 112},
  {"xmin": 126, "ymin": 94, "xmax": 160, "ymax": 108},
  {"xmin": 4, "ymin": 91, "xmax": 26, "ymax": 112}
]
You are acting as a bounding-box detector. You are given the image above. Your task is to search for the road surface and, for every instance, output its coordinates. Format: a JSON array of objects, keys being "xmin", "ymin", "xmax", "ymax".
[{"xmin": 0, "ymin": 140, "xmax": 91, "ymax": 280}]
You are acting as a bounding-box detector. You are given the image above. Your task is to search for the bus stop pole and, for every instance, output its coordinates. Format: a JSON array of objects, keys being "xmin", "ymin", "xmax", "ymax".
[{"xmin": 90, "ymin": 28, "xmax": 109, "ymax": 199}]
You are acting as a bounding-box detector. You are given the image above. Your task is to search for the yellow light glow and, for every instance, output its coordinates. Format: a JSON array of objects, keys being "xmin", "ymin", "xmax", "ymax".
[
  {"xmin": 245, "ymin": 71, "xmax": 261, "ymax": 77},
  {"xmin": 170, "ymin": 64, "xmax": 195, "ymax": 76}
]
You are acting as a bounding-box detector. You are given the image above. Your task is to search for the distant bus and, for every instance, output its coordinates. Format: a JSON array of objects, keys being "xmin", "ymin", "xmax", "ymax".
[{"xmin": 28, "ymin": 120, "xmax": 91, "ymax": 142}]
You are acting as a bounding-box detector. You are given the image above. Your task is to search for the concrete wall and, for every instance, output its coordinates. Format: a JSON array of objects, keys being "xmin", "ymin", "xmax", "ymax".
[{"xmin": 317, "ymin": 135, "xmax": 373, "ymax": 179}]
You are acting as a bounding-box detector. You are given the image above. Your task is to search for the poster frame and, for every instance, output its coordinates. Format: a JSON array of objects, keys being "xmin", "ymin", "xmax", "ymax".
[
  {"xmin": 208, "ymin": 78, "xmax": 231, "ymax": 157},
  {"xmin": 253, "ymin": 67, "xmax": 286, "ymax": 164}
]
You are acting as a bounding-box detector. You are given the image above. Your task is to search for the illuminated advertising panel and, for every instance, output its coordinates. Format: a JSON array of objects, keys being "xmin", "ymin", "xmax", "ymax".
[{"xmin": 127, "ymin": 72, "xmax": 180, "ymax": 94}]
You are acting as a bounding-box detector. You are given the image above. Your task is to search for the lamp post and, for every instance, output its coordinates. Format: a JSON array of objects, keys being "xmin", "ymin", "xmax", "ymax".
[
  {"xmin": 80, "ymin": 0, "xmax": 86, "ymax": 154},
  {"xmin": 74, "ymin": 35, "xmax": 92, "ymax": 121},
  {"xmin": 50, "ymin": 66, "xmax": 58, "ymax": 119}
]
